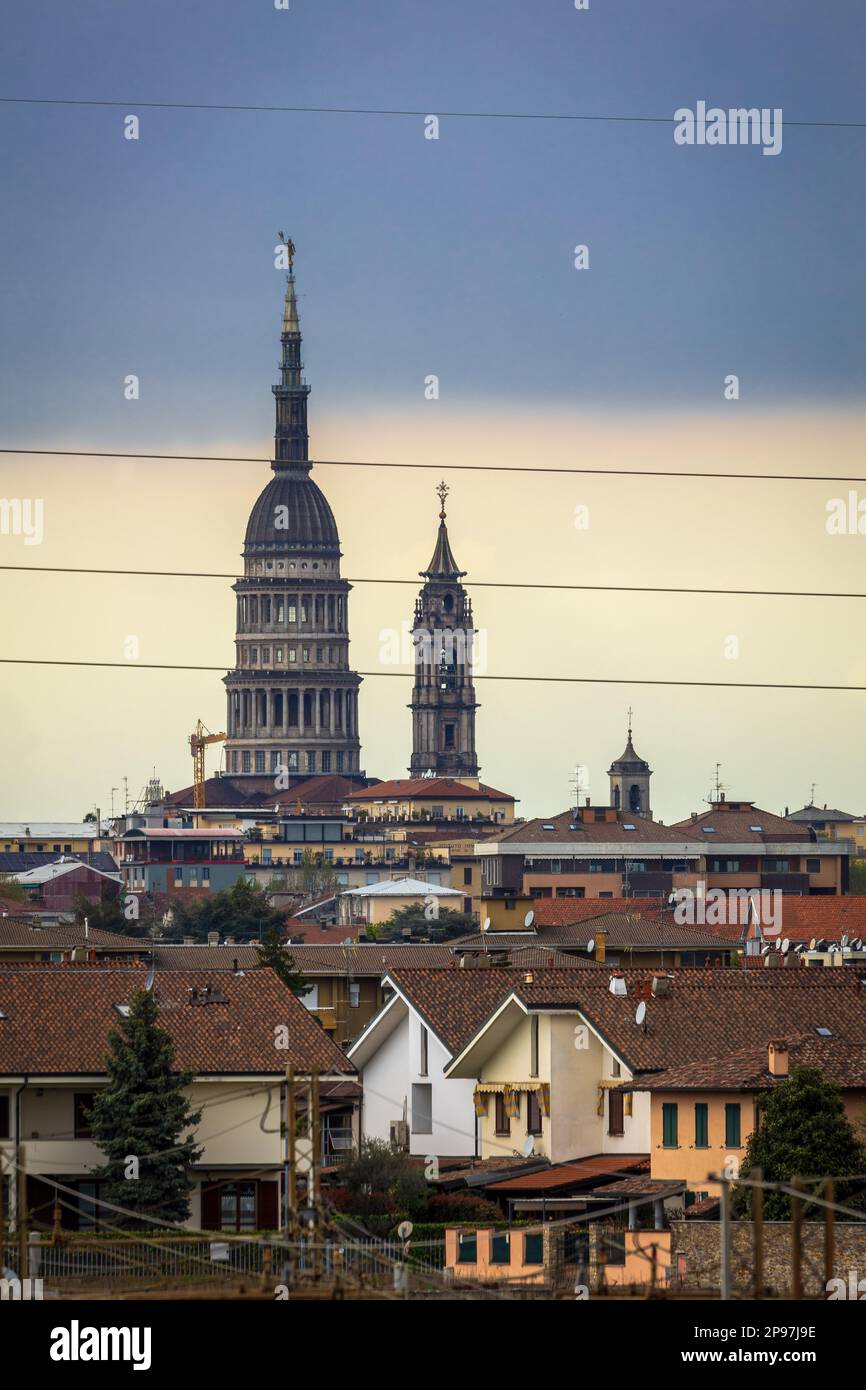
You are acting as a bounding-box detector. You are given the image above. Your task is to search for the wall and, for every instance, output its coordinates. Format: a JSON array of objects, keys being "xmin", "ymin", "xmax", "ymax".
[
  {"xmin": 672, "ymin": 1220, "xmax": 866, "ymax": 1297},
  {"xmin": 360, "ymin": 1010, "xmax": 477, "ymax": 1157}
]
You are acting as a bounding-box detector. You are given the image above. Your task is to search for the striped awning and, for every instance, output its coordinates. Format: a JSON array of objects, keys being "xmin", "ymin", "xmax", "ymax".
[{"xmin": 474, "ymin": 1081, "xmax": 540, "ymax": 1093}]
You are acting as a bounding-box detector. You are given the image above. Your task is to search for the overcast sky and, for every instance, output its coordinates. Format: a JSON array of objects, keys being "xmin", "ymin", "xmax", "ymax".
[{"xmin": 1, "ymin": 0, "xmax": 864, "ymax": 821}]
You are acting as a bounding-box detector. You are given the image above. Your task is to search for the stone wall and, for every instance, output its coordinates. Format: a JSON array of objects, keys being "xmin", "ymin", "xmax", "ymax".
[{"xmin": 671, "ymin": 1220, "xmax": 866, "ymax": 1298}]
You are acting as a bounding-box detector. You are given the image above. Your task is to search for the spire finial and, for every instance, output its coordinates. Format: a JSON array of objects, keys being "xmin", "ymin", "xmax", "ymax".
[
  {"xmin": 436, "ymin": 480, "xmax": 449, "ymax": 520},
  {"xmin": 627, "ymin": 705, "xmax": 633, "ymax": 740},
  {"xmin": 278, "ymin": 230, "xmax": 296, "ymax": 271}
]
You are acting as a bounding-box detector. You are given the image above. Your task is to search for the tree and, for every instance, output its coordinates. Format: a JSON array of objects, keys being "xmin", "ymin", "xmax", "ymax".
[
  {"xmin": 169, "ymin": 878, "xmax": 287, "ymax": 942},
  {"xmin": 280, "ymin": 849, "xmax": 339, "ymax": 901},
  {"xmin": 379, "ymin": 904, "xmax": 476, "ymax": 942},
  {"xmin": 848, "ymin": 861, "xmax": 866, "ymax": 895},
  {"xmin": 89, "ymin": 989, "xmax": 203, "ymax": 1226},
  {"xmin": 254, "ymin": 926, "xmax": 311, "ymax": 997},
  {"xmin": 73, "ymin": 893, "xmax": 128, "ymax": 934},
  {"xmin": 342, "ymin": 1139, "xmax": 429, "ymax": 1219},
  {"xmin": 733, "ymin": 1068, "xmax": 866, "ymax": 1220}
]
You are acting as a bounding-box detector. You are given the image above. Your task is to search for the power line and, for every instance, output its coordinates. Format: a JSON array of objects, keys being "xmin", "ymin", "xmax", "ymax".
[
  {"xmin": 1, "ymin": 445, "xmax": 863, "ymax": 484},
  {"xmin": 0, "ymin": 656, "xmax": 863, "ymax": 691},
  {"xmin": 1, "ymin": 96, "xmax": 863, "ymax": 129},
  {"xmin": 0, "ymin": 563, "xmax": 862, "ymax": 602}
]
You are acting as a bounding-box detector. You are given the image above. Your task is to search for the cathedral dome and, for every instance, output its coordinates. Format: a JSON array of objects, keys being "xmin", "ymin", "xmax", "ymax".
[{"xmin": 243, "ymin": 466, "xmax": 340, "ymax": 557}]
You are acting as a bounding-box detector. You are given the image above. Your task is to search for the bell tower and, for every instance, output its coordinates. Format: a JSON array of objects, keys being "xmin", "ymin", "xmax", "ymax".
[
  {"xmin": 408, "ymin": 483, "xmax": 479, "ymax": 778},
  {"xmin": 608, "ymin": 710, "xmax": 653, "ymax": 819}
]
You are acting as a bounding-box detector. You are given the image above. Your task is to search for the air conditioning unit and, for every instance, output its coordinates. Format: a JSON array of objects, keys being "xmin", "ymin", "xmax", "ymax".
[{"xmin": 390, "ymin": 1120, "xmax": 409, "ymax": 1152}]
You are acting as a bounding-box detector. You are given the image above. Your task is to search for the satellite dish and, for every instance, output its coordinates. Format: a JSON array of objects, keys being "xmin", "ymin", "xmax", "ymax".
[
  {"xmin": 781, "ymin": 938, "xmax": 790, "ymax": 955},
  {"xmin": 397, "ymin": 1220, "xmax": 413, "ymax": 1240},
  {"xmin": 809, "ymin": 938, "xmax": 817, "ymax": 952},
  {"xmin": 760, "ymin": 944, "xmax": 771, "ymax": 956},
  {"xmin": 841, "ymin": 933, "xmax": 849, "ymax": 948},
  {"xmin": 521, "ymin": 1135, "xmax": 535, "ymax": 1158},
  {"xmin": 635, "ymin": 1001, "xmax": 647, "ymax": 1027},
  {"xmin": 482, "ymin": 918, "xmax": 491, "ymax": 933},
  {"xmin": 587, "ymin": 938, "xmax": 595, "ymax": 956},
  {"xmin": 524, "ymin": 910, "xmax": 535, "ymax": 929},
  {"xmin": 774, "ymin": 938, "xmax": 781, "ymax": 951},
  {"xmin": 144, "ymin": 966, "xmax": 155, "ymax": 991},
  {"xmin": 855, "ymin": 939, "xmax": 863, "ymax": 951}
]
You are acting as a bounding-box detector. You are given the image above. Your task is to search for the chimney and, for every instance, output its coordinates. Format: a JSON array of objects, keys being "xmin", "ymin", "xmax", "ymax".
[
  {"xmin": 768, "ymin": 1041, "xmax": 789, "ymax": 1077},
  {"xmin": 720, "ymin": 791, "xmax": 725, "ymax": 802},
  {"xmin": 595, "ymin": 930, "xmax": 607, "ymax": 964},
  {"xmin": 609, "ymin": 970, "xmax": 627, "ymax": 997},
  {"xmin": 523, "ymin": 971, "xmax": 534, "ymax": 985},
  {"xmin": 585, "ymin": 797, "xmax": 591, "ymax": 807},
  {"xmin": 651, "ymin": 974, "xmax": 671, "ymax": 997},
  {"xmin": 207, "ymin": 931, "xmax": 219, "ymax": 946},
  {"xmin": 183, "ymin": 936, "xmax": 194, "ymax": 946}
]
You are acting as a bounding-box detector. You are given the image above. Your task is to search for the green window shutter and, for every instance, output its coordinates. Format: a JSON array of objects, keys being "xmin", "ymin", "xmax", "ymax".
[
  {"xmin": 725, "ymin": 1103, "xmax": 741, "ymax": 1147},
  {"xmin": 490, "ymin": 1232, "xmax": 510, "ymax": 1265},
  {"xmin": 523, "ymin": 1232, "xmax": 543, "ymax": 1265},
  {"xmin": 662, "ymin": 1102, "xmax": 678, "ymax": 1148},
  {"xmin": 694, "ymin": 1103, "xmax": 708, "ymax": 1148},
  {"xmin": 457, "ymin": 1231, "xmax": 477, "ymax": 1264}
]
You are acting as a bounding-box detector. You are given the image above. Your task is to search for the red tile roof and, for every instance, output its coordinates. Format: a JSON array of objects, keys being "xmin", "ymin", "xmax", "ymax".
[
  {"xmin": 532, "ymin": 898, "xmax": 667, "ymax": 926},
  {"xmin": 495, "ymin": 810, "xmax": 696, "ymax": 845},
  {"xmin": 0, "ymin": 922, "xmax": 147, "ymax": 949},
  {"xmin": 706, "ymin": 896, "xmax": 866, "ymax": 944},
  {"xmin": 0, "ymin": 963, "xmax": 354, "ymax": 1075},
  {"xmin": 486, "ymin": 1154, "xmax": 649, "ymax": 1193},
  {"xmin": 670, "ymin": 804, "xmax": 812, "ymax": 843},
  {"xmin": 632, "ymin": 1034, "xmax": 866, "ymax": 1092}
]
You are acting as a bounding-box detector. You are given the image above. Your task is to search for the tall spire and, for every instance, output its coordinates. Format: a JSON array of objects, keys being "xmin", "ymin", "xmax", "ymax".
[
  {"xmin": 422, "ymin": 481, "xmax": 466, "ymax": 579},
  {"xmin": 272, "ymin": 234, "xmax": 311, "ymax": 472}
]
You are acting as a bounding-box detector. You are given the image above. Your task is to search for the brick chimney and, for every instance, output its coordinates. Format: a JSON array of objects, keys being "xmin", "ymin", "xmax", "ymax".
[{"xmin": 768, "ymin": 1040, "xmax": 789, "ymax": 1077}]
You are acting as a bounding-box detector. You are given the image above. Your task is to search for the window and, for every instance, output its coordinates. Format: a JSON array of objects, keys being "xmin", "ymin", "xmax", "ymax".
[
  {"xmin": 321, "ymin": 752, "xmax": 331, "ymax": 773},
  {"xmin": 0, "ymin": 1095, "xmax": 9, "ymax": 1139},
  {"xmin": 411, "ymin": 1083, "xmax": 433, "ymax": 1135},
  {"xmin": 463, "ymin": 866, "xmax": 472, "ymax": 886},
  {"xmin": 694, "ymin": 1102, "xmax": 708, "ymax": 1148},
  {"xmin": 806, "ymin": 858, "xmax": 820, "ymax": 873},
  {"xmin": 220, "ymin": 1181, "xmax": 257, "ymax": 1231},
  {"xmin": 261, "ymin": 647, "xmax": 270, "ymax": 664},
  {"xmin": 523, "ymin": 1233, "xmax": 543, "ymax": 1265},
  {"xmin": 419, "ymin": 1025, "xmax": 428, "ymax": 1076},
  {"xmin": 530, "ymin": 1015, "xmax": 539, "ymax": 1077},
  {"xmin": 457, "ymin": 1232, "xmax": 477, "ymax": 1264},
  {"xmin": 336, "ymin": 752, "xmax": 344, "ymax": 772},
  {"xmin": 289, "ymin": 648, "xmax": 297, "ymax": 663},
  {"xmin": 494, "ymin": 1093, "xmax": 511, "ymax": 1136},
  {"xmin": 242, "ymin": 751, "xmax": 251, "ymax": 773},
  {"xmin": 348, "ymin": 983, "xmax": 360, "ymax": 1009},
  {"xmin": 74, "ymin": 1092, "xmax": 96, "ymax": 1139},
  {"xmin": 662, "ymin": 1102, "xmax": 678, "ymax": 1148},
  {"xmin": 490, "ymin": 1232, "xmax": 510, "ymax": 1265},
  {"xmin": 527, "ymin": 1090, "xmax": 542, "ymax": 1135},
  {"xmin": 725, "ymin": 1103, "xmax": 741, "ymax": 1148},
  {"xmin": 255, "ymin": 751, "xmax": 265, "ymax": 773},
  {"xmin": 306, "ymin": 752, "xmax": 316, "ymax": 773},
  {"xmin": 611, "ymin": 1058, "xmax": 621, "ymax": 1078},
  {"xmin": 443, "ymin": 723, "xmax": 455, "ymax": 749},
  {"xmin": 608, "ymin": 1088, "xmax": 624, "ymax": 1136}
]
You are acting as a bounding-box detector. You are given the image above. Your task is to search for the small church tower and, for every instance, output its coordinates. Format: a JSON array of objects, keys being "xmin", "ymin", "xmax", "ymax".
[
  {"xmin": 608, "ymin": 711, "xmax": 652, "ymax": 819},
  {"xmin": 408, "ymin": 483, "xmax": 479, "ymax": 777}
]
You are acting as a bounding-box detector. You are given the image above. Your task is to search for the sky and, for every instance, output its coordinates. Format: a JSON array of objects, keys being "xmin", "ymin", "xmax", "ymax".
[{"xmin": 0, "ymin": 0, "xmax": 865, "ymax": 822}]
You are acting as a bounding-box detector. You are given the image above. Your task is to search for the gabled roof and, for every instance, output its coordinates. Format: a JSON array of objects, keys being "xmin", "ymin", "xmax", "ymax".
[
  {"xmin": 670, "ymin": 804, "xmax": 812, "ymax": 843},
  {"xmin": 532, "ymin": 897, "xmax": 666, "ymax": 926},
  {"xmin": 0, "ymin": 963, "xmax": 354, "ymax": 1076},
  {"xmin": 11, "ymin": 860, "xmax": 122, "ymax": 886},
  {"xmin": 339, "ymin": 877, "xmax": 462, "ymax": 899},
  {"xmin": 786, "ymin": 804, "xmax": 856, "ymax": 823},
  {"xmin": 366, "ymin": 967, "xmax": 534, "ymax": 1058},
  {"xmin": 445, "ymin": 967, "xmax": 866, "ymax": 1078},
  {"xmin": 151, "ymin": 942, "xmax": 456, "ymax": 974},
  {"xmin": 486, "ymin": 1154, "xmax": 650, "ymax": 1194},
  {"xmin": 451, "ymin": 912, "xmax": 735, "ymax": 953}
]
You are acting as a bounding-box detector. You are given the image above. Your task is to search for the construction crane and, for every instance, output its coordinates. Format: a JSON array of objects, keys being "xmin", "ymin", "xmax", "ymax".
[{"xmin": 189, "ymin": 720, "xmax": 226, "ymax": 809}]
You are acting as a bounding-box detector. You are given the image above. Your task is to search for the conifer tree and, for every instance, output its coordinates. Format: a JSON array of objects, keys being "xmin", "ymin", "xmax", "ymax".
[
  {"xmin": 254, "ymin": 926, "xmax": 311, "ymax": 997},
  {"xmin": 89, "ymin": 989, "xmax": 203, "ymax": 1226}
]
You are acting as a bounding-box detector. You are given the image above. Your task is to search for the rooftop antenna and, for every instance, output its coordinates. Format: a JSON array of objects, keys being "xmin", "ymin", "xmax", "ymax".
[
  {"xmin": 570, "ymin": 763, "xmax": 588, "ymax": 809},
  {"xmin": 706, "ymin": 763, "xmax": 727, "ymax": 806},
  {"xmin": 809, "ymin": 782, "xmax": 817, "ymax": 806}
]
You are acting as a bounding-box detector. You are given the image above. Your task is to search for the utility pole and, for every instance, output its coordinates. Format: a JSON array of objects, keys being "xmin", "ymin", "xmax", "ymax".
[
  {"xmin": 752, "ymin": 1167, "xmax": 763, "ymax": 1300},
  {"xmin": 791, "ymin": 1176, "xmax": 802, "ymax": 1299},
  {"xmin": 719, "ymin": 1176, "xmax": 731, "ymax": 1300}
]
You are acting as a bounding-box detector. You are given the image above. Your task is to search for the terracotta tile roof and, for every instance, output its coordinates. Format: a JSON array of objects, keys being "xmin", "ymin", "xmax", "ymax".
[
  {"xmin": 163, "ymin": 773, "xmax": 375, "ymax": 810},
  {"xmin": 632, "ymin": 1034, "xmax": 866, "ymax": 1091},
  {"xmin": 705, "ymin": 896, "xmax": 866, "ymax": 944},
  {"xmin": 0, "ymin": 962, "xmax": 354, "ymax": 1075},
  {"xmin": 486, "ymin": 1155, "xmax": 649, "ymax": 1193},
  {"xmin": 0, "ymin": 922, "xmax": 147, "ymax": 950},
  {"xmin": 346, "ymin": 778, "xmax": 514, "ymax": 802},
  {"xmin": 532, "ymin": 898, "xmax": 667, "ymax": 926},
  {"xmin": 153, "ymin": 943, "xmax": 456, "ymax": 974},
  {"xmin": 385, "ymin": 967, "xmax": 534, "ymax": 1055},
  {"xmin": 591, "ymin": 1176, "xmax": 684, "ymax": 1198},
  {"xmin": 451, "ymin": 913, "xmax": 735, "ymax": 953},
  {"xmin": 494, "ymin": 810, "xmax": 697, "ymax": 846},
  {"xmin": 512, "ymin": 968, "xmax": 866, "ymax": 1074}
]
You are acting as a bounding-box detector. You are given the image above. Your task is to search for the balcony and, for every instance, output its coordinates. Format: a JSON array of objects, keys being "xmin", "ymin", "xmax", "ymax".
[
  {"xmin": 623, "ymin": 872, "xmax": 672, "ymax": 896},
  {"xmin": 760, "ymin": 872, "xmax": 810, "ymax": 893}
]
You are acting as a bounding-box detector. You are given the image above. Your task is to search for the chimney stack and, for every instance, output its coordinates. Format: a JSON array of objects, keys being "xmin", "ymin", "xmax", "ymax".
[
  {"xmin": 768, "ymin": 1041, "xmax": 789, "ymax": 1077},
  {"xmin": 609, "ymin": 970, "xmax": 627, "ymax": 997}
]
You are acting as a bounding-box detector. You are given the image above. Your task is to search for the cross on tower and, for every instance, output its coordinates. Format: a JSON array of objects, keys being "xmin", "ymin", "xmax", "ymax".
[{"xmin": 436, "ymin": 480, "xmax": 449, "ymax": 518}]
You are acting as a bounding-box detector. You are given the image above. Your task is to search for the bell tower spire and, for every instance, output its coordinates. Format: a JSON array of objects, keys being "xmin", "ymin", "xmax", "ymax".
[
  {"xmin": 272, "ymin": 233, "xmax": 311, "ymax": 471},
  {"xmin": 409, "ymin": 483, "xmax": 479, "ymax": 777}
]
